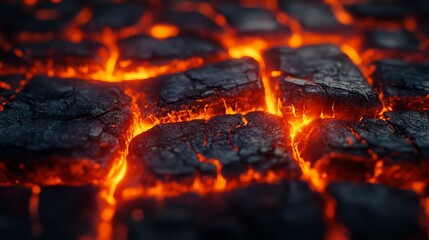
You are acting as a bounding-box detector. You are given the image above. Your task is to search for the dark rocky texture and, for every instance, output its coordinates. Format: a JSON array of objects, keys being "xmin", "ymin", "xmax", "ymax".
[
  {"xmin": 130, "ymin": 57, "xmax": 265, "ymax": 123},
  {"xmin": 372, "ymin": 59, "xmax": 429, "ymax": 110},
  {"xmin": 117, "ymin": 35, "xmax": 226, "ymax": 71},
  {"xmin": 345, "ymin": 2, "xmax": 408, "ymax": 21},
  {"xmin": 328, "ymin": 182, "xmax": 427, "ymax": 240},
  {"xmin": 385, "ymin": 111, "xmax": 429, "ymax": 160},
  {"xmin": 364, "ymin": 29, "xmax": 420, "ymax": 51},
  {"xmin": 0, "ymin": 41, "xmax": 109, "ymax": 74},
  {"xmin": 84, "ymin": 2, "xmax": 147, "ymax": 32},
  {"xmin": 295, "ymin": 118, "xmax": 417, "ymax": 181},
  {"xmin": 263, "ymin": 45, "xmax": 381, "ymax": 120},
  {"xmin": 114, "ymin": 180, "xmax": 325, "ymax": 240},
  {"xmin": 279, "ymin": 0, "xmax": 347, "ymax": 33},
  {"xmin": 0, "ymin": 76, "xmax": 133, "ymax": 184},
  {"xmin": 125, "ymin": 112, "xmax": 299, "ymax": 187},
  {"xmin": 217, "ymin": 4, "xmax": 290, "ymax": 37},
  {"xmin": 153, "ymin": 10, "xmax": 223, "ymax": 36}
]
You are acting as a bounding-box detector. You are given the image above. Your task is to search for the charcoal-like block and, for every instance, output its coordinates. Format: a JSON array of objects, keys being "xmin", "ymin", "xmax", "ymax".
[
  {"xmin": 263, "ymin": 45, "xmax": 381, "ymax": 119},
  {"xmin": 385, "ymin": 111, "xmax": 429, "ymax": 160},
  {"xmin": 1, "ymin": 41, "xmax": 109, "ymax": 73},
  {"xmin": 0, "ymin": 74, "xmax": 27, "ymax": 107},
  {"xmin": 0, "ymin": 186, "xmax": 32, "ymax": 239},
  {"xmin": 114, "ymin": 181, "xmax": 325, "ymax": 240},
  {"xmin": 130, "ymin": 57, "xmax": 265, "ymax": 123},
  {"xmin": 278, "ymin": 1, "xmax": 348, "ymax": 33},
  {"xmin": 328, "ymin": 182, "xmax": 427, "ymax": 240},
  {"xmin": 153, "ymin": 10, "xmax": 223, "ymax": 36},
  {"xmin": 0, "ymin": 76, "xmax": 133, "ymax": 184},
  {"xmin": 84, "ymin": 3, "xmax": 147, "ymax": 32},
  {"xmin": 38, "ymin": 186, "xmax": 99, "ymax": 240},
  {"xmin": 295, "ymin": 118, "xmax": 418, "ymax": 181},
  {"xmin": 345, "ymin": 2, "xmax": 408, "ymax": 20},
  {"xmin": 217, "ymin": 4, "xmax": 290, "ymax": 37},
  {"xmin": 372, "ymin": 59, "xmax": 429, "ymax": 110},
  {"xmin": 125, "ymin": 112, "xmax": 299, "ymax": 187},
  {"xmin": 364, "ymin": 29, "xmax": 420, "ymax": 51},
  {"xmin": 117, "ymin": 35, "xmax": 226, "ymax": 72}
]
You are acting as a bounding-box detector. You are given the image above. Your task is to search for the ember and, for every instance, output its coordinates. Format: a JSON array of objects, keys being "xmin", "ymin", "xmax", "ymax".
[{"xmin": 0, "ymin": 0, "xmax": 428, "ymax": 240}]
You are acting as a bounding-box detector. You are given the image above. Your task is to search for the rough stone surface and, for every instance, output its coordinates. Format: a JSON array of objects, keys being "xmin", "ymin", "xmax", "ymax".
[
  {"xmin": 328, "ymin": 182, "xmax": 427, "ymax": 240},
  {"xmin": 126, "ymin": 112, "xmax": 299, "ymax": 186},
  {"xmin": 115, "ymin": 181, "xmax": 325, "ymax": 240},
  {"xmin": 130, "ymin": 57, "xmax": 265, "ymax": 123},
  {"xmin": 84, "ymin": 3, "xmax": 147, "ymax": 32},
  {"xmin": 217, "ymin": 4, "xmax": 290, "ymax": 36},
  {"xmin": 0, "ymin": 76, "xmax": 133, "ymax": 184},
  {"xmin": 263, "ymin": 44, "xmax": 381, "ymax": 119},
  {"xmin": 345, "ymin": 2, "xmax": 408, "ymax": 20},
  {"xmin": 372, "ymin": 59, "xmax": 429, "ymax": 110},
  {"xmin": 364, "ymin": 29, "xmax": 420, "ymax": 51},
  {"xmin": 117, "ymin": 35, "xmax": 226, "ymax": 70},
  {"xmin": 279, "ymin": 1, "xmax": 348, "ymax": 33},
  {"xmin": 385, "ymin": 111, "xmax": 429, "ymax": 160}
]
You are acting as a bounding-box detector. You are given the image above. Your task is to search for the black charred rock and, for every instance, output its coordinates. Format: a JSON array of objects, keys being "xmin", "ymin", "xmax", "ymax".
[
  {"xmin": 84, "ymin": 3, "xmax": 147, "ymax": 32},
  {"xmin": 385, "ymin": 111, "xmax": 429, "ymax": 160},
  {"xmin": 38, "ymin": 186, "xmax": 99, "ymax": 240},
  {"xmin": 0, "ymin": 76, "xmax": 133, "ymax": 184},
  {"xmin": 0, "ymin": 74, "xmax": 27, "ymax": 107},
  {"xmin": 117, "ymin": 35, "xmax": 226, "ymax": 71},
  {"xmin": 364, "ymin": 29, "xmax": 420, "ymax": 51},
  {"xmin": 278, "ymin": 0, "xmax": 348, "ymax": 33},
  {"xmin": 345, "ymin": 2, "xmax": 408, "ymax": 21},
  {"xmin": 372, "ymin": 59, "xmax": 429, "ymax": 110},
  {"xmin": 114, "ymin": 180, "xmax": 325, "ymax": 240},
  {"xmin": 263, "ymin": 45, "xmax": 381, "ymax": 120},
  {"xmin": 153, "ymin": 10, "xmax": 223, "ymax": 36},
  {"xmin": 1, "ymin": 41, "xmax": 109, "ymax": 73},
  {"xmin": 327, "ymin": 182, "xmax": 427, "ymax": 240},
  {"xmin": 125, "ymin": 112, "xmax": 299, "ymax": 187},
  {"xmin": 217, "ymin": 4, "xmax": 291, "ymax": 37},
  {"xmin": 0, "ymin": 186, "xmax": 32, "ymax": 239},
  {"xmin": 130, "ymin": 57, "xmax": 265, "ymax": 123},
  {"xmin": 295, "ymin": 118, "xmax": 418, "ymax": 181}
]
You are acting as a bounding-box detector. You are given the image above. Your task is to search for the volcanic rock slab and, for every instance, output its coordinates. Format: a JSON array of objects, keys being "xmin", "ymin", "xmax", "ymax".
[
  {"xmin": 114, "ymin": 180, "xmax": 325, "ymax": 240},
  {"xmin": 278, "ymin": 0, "xmax": 347, "ymax": 33},
  {"xmin": 153, "ymin": 10, "xmax": 223, "ymax": 36},
  {"xmin": 217, "ymin": 4, "xmax": 291, "ymax": 37},
  {"xmin": 372, "ymin": 59, "xmax": 429, "ymax": 110},
  {"xmin": 125, "ymin": 112, "xmax": 299, "ymax": 187},
  {"xmin": 263, "ymin": 44, "xmax": 381, "ymax": 120},
  {"xmin": 385, "ymin": 111, "xmax": 429, "ymax": 160},
  {"xmin": 296, "ymin": 111, "xmax": 429, "ymax": 182},
  {"xmin": 130, "ymin": 57, "xmax": 265, "ymax": 123},
  {"xmin": 328, "ymin": 182, "xmax": 427, "ymax": 240},
  {"xmin": 84, "ymin": 2, "xmax": 148, "ymax": 32},
  {"xmin": 364, "ymin": 29, "xmax": 420, "ymax": 51},
  {"xmin": 0, "ymin": 186, "xmax": 99, "ymax": 240},
  {"xmin": 345, "ymin": 2, "xmax": 408, "ymax": 21},
  {"xmin": 0, "ymin": 41, "xmax": 109, "ymax": 74},
  {"xmin": 117, "ymin": 35, "xmax": 226, "ymax": 73},
  {"xmin": 0, "ymin": 76, "xmax": 133, "ymax": 184}
]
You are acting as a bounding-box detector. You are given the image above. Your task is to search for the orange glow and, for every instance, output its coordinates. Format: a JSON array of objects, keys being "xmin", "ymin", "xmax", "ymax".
[{"xmin": 149, "ymin": 24, "xmax": 179, "ymax": 39}]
